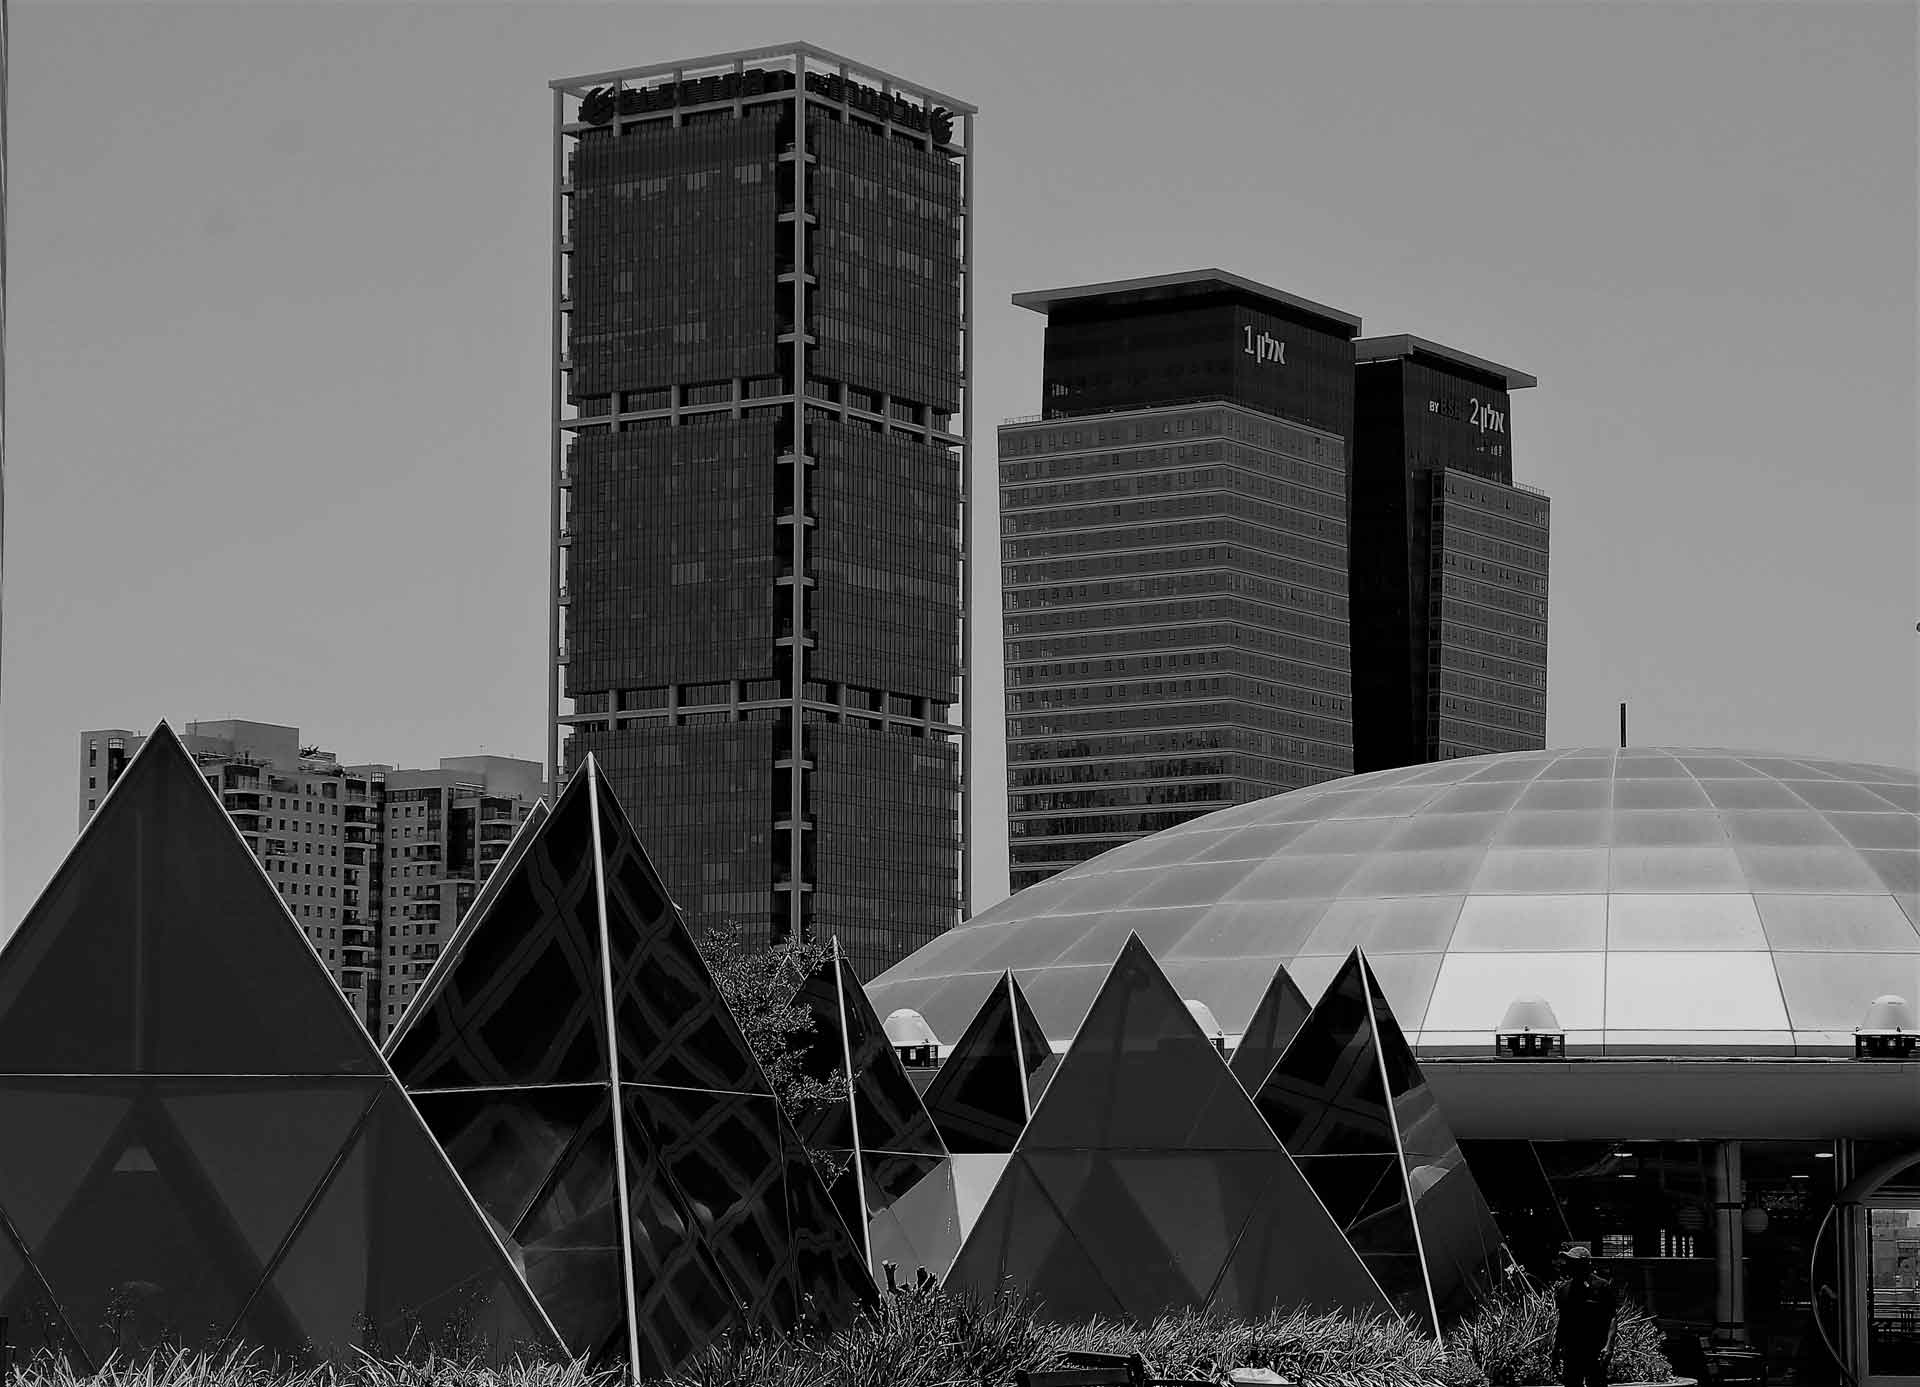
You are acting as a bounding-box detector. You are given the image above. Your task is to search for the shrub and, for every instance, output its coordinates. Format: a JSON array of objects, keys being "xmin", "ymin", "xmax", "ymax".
[{"xmin": 1441, "ymin": 1283, "xmax": 1674, "ymax": 1387}]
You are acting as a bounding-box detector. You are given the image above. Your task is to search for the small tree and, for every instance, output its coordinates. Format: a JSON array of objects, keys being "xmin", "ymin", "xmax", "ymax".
[{"xmin": 697, "ymin": 924, "xmax": 848, "ymax": 1183}]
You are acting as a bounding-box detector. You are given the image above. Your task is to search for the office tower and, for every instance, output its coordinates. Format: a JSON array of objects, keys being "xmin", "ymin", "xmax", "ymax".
[
  {"xmin": 79, "ymin": 722, "xmax": 542, "ymax": 1038},
  {"xmin": 1349, "ymin": 336, "xmax": 1548, "ymax": 771},
  {"xmin": 550, "ymin": 45, "xmax": 974, "ymax": 976},
  {"xmin": 1001, "ymin": 272, "xmax": 1359, "ymax": 892}
]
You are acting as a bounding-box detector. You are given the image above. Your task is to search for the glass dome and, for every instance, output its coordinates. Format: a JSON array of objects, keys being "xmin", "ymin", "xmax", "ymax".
[{"xmin": 869, "ymin": 748, "xmax": 1920, "ymax": 1057}]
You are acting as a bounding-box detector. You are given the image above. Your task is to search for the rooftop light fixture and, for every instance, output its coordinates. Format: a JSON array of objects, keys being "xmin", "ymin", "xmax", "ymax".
[
  {"xmin": 1856, "ymin": 995, "xmax": 1920, "ymax": 1060},
  {"xmin": 1496, "ymin": 995, "xmax": 1565, "ymax": 1058},
  {"xmin": 883, "ymin": 1008, "xmax": 940, "ymax": 1068}
]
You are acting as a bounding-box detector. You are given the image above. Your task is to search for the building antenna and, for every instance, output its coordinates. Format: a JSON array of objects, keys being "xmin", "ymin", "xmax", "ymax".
[{"xmin": 1620, "ymin": 702, "xmax": 1628, "ymax": 750}]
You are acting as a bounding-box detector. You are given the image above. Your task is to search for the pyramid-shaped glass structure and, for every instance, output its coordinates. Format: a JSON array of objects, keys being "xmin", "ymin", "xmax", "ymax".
[
  {"xmin": 386, "ymin": 759, "xmax": 874, "ymax": 1378},
  {"xmin": 1228, "ymin": 961, "xmax": 1311, "ymax": 1093},
  {"xmin": 792, "ymin": 944, "xmax": 961, "ymax": 1283},
  {"xmin": 1252, "ymin": 948, "xmax": 1509, "ymax": 1335},
  {"xmin": 921, "ymin": 971, "xmax": 1054, "ymax": 1154},
  {"xmin": 0, "ymin": 723, "xmax": 562, "ymax": 1369},
  {"xmin": 944, "ymin": 935, "xmax": 1392, "ymax": 1324}
]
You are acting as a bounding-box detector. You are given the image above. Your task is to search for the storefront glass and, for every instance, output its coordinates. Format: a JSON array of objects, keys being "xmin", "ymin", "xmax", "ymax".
[{"xmin": 1464, "ymin": 1140, "xmax": 1841, "ymax": 1386}]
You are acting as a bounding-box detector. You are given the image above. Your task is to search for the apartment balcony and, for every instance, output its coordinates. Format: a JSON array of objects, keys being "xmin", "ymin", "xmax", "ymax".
[
  {"xmin": 414, "ymin": 844, "xmax": 443, "ymax": 863},
  {"xmin": 228, "ymin": 811, "xmax": 264, "ymax": 833},
  {"xmin": 341, "ymin": 945, "xmax": 375, "ymax": 968},
  {"xmin": 344, "ymin": 825, "xmax": 373, "ymax": 844},
  {"xmin": 342, "ymin": 843, "xmax": 368, "ymax": 865},
  {"xmin": 224, "ymin": 789, "xmax": 265, "ymax": 812},
  {"xmin": 344, "ymin": 804, "xmax": 371, "ymax": 825}
]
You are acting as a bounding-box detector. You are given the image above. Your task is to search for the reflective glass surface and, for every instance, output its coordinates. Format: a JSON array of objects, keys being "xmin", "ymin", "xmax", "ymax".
[
  {"xmin": 1252, "ymin": 951, "xmax": 1507, "ymax": 1332},
  {"xmin": 787, "ymin": 946, "xmax": 959, "ymax": 1278},
  {"xmin": 945, "ymin": 937, "xmax": 1391, "ymax": 1323},
  {"xmin": 1227, "ymin": 962, "xmax": 1310, "ymax": 1091},
  {"xmin": 922, "ymin": 972, "xmax": 1053, "ymax": 1153},
  {"xmin": 869, "ymin": 747, "xmax": 1920, "ymax": 1055},
  {"xmin": 0, "ymin": 728, "xmax": 560, "ymax": 1369},
  {"xmin": 386, "ymin": 758, "xmax": 873, "ymax": 1377}
]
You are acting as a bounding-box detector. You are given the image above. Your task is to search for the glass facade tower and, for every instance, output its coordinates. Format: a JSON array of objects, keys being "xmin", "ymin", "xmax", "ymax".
[
  {"xmin": 1001, "ymin": 273, "xmax": 1360, "ymax": 892},
  {"xmin": 1349, "ymin": 336, "xmax": 1549, "ymax": 772},
  {"xmin": 550, "ymin": 46, "xmax": 973, "ymax": 976}
]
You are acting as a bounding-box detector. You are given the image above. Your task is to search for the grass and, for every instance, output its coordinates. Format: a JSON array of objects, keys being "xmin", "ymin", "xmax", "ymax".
[{"xmin": 0, "ymin": 1285, "xmax": 1678, "ymax": 1387}]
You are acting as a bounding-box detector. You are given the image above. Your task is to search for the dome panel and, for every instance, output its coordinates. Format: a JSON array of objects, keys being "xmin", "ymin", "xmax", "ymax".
[
  {"xmin": 1603, "ymin": 952, "xmax": 1786, "ymax": 1031},
  {"xmin": 870, "ymin": 747, "xmax": 1920, "ymax": 1056},
  {"xmin": 1753, "ymin": 894, "xmax": 1920, "ymax": 952},
  {"xmin": 1449, "ymin": 896, "xmax": 1606, "ymax": 952},
  {"xmin": 1424, "ymin": 952, "xmax": 1606, "ymax": 1032},
  {"xmin": 1606, "ymin": 894, "xmax": 1766, "ymax": 951},
  {"xmin": 1470, "ymin": 849, "xmax": 1611, "ymax": 894}
]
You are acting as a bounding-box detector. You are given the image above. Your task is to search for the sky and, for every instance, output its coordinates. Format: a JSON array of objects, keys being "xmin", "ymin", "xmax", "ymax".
[{"xmin": 3, "ymin": 0, "xmax": 1915, "ymax": 935}]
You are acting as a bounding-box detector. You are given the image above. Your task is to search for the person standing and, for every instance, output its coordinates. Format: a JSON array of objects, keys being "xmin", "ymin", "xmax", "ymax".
[{"xmin": 1552, "ymin": 1244, "xmax": 1620, "ymax": 1387}]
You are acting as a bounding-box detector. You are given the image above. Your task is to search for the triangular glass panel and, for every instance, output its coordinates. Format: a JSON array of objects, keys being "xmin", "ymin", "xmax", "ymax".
[
  {"xmin": 922, "ymin": 972, "xmax": 1053, "ymax": 1154},
  {"xmin": 947, "ymin": 936, "xmax": 1392, "ymax": 1325},
  {"xmin": 1023, "ymin": 935, "xmax": 1275, "ymax": 1153},
  {"xmin": 1359, "ymin": 954, "xmax": 1509, "ymax": 1328},
  {"xmin": 1254, "ymin": 951, "xmax": 1398, "ymax": 1156},
  {"xmin": 1208, "ymin": 1154, "xmax": 1401, "ymax": 1320},
  {"xmin": 387, "ymin": 770, "xmax": 608, "ymax": 1090},
  {"xmin": 0, "ymin": 1086, "xmax": 132, "ymax": 1247},
  {"xmin": 1252, "ymin": 949, "xmax": 1510, "ymax": 1335},
  {"xmin": 594, "ymin": 775, "xmax": 771, "ymax": 1096},
  {"xmin": 20, "ymin": 1091, "xmax": 283, "ymax": 1364},
  {"xmin": 624, "ymin": 1082, "xmax": 790, "ymax": 1327},
  {"xmin": 0, "ymin": 725, "xmax": 565, "ymax": 1368},
  {"xmin": 949, "ymin": 1153, "xmax": 1011, "ymax": 1241},
  {"xmin": 163, "ymin": 1083, "xmax": 381, "ymax": 1264},
  {"xmin": 942, "ymin": 1155, "xmax": 1130, "ymax": 1324},
  {"xmin": 389, "ymin": 757, "xmax": 873, "ymax": 1378},
  {"xmin": 857, "ymin": 1152, "xmax": 960, "ymax": 1284},
  {"xmin": 414, "ymin": 1086, "xmax": 606, "ymax": 1254},
  {"xmin": 0, "ymin": 725, "xmax": 378, "ymax": 1076},
  {"xmin": 507, "ymin": 1097, "xmax": 635, "ymax": 1366},
  {"xmin": 616, "ymin": 1102, "xmax": 749, "ymax": 1379},
  {"xmin": 777, "ymin": 1105, "xmax": 882, "ymax": 1336},
  {"xmin": 794, "ymin": 945, "xmax": 946, "ymax": 1163},
  {"xmin": 321, "ymin": 1086, "xmax": 554, "ymax": 1362},
  {"xmin": 1025, "ymin": 1150, "xmax": 1268, "ymax": 1315},
  {"xmin": 1228, "ymin": 961, "xmax": 1312, "ymax": 1092}
]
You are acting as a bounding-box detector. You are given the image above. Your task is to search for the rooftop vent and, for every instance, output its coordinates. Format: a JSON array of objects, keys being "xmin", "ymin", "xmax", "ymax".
[
  {"xmin": 1496, "ymin": 995, "xmax": 1565, "ymax": 1058},
  {"xmin": 1186, "ymin": 999, "xmax": 1227, "ymax": 1054},
  {"xmin": 884, "ymin": 1008, "xmax": 939, "ymax": 1068},
  {"xmin": 1857, "ymin": 995, "xmax": 1920, "ymax": 1059}
]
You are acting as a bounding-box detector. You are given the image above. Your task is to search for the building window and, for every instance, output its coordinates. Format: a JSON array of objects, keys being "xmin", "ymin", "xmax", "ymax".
[
  {"xmin": 88, "ymin": 777, "xmax": 96, "ymax": 790},
  {"xmin": 87, "ymin": 799, "xmax": 96, "ymax": 811}
]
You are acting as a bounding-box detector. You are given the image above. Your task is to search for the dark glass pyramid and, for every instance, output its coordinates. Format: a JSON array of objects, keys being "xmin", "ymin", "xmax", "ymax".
[
  {"xmin": 0, "ymin": 723, "xmax": 561, "ymax": 1369},
  {"xmin": 944, "ymin": 935, "xmax": 1392, "ymax": 1323},
  {"xmin": 1228, "ymin": 961, "xmax": 1311, "ymax": 1092},
  {"xmin": 1252, "ymin": 948, "xmax": 1509, "ymax": 1335},
  {"xmin": 792, "ymin": 943, "xmax": 961, "ymax": 1283},
  {"xmin": 386, "ymin": 758, "xmax": 874, "ymax": 1378},
  {"xmin": 921, "ymin": 971, "xmax": 1053, "ymax": 1154}
]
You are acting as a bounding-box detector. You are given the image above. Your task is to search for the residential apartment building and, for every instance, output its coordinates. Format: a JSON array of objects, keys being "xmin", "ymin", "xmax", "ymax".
[{"xmin": 80, "ymin": 722, "xmax": 540, "ymax": 1038}]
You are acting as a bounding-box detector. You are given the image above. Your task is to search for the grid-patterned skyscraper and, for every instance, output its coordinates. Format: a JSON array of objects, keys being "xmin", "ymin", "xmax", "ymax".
[
  {"xmin": 1001, "ymin": 272, "xmax": 1360, "ymax": 892},
  {"xmin": 1349, "ymin": 336, "xmax": 1548, "ymax": 771},
  {"xmin": 550, "ymin": 46, "xmax": 973, "ymax": 976}
]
